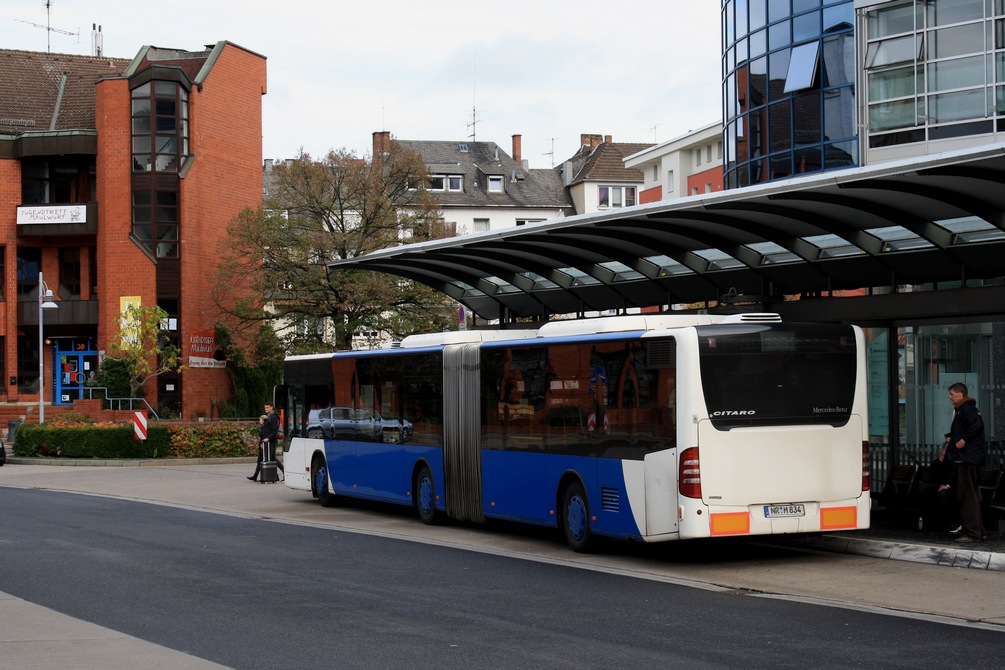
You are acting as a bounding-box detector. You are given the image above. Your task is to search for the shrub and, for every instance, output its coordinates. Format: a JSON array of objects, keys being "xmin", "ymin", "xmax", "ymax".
[
  {"xmin": 94, "ymin": 357, "xmax": 132, "ymax": 401},
  {"xmin": 13, "ymin": 421, "xmax": 259, "ymax": 460},
  {"xmin": 168, "ymin": 422, "xmax": 260, "ymax": 458}
]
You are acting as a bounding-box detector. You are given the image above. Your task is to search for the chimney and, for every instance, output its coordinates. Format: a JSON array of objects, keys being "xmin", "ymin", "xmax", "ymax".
[
  {"xmin": 604, "ymin": 135, "xmax": 612, "ymax": 144},
  {"xmin": 512, "ymin": 134, "xmax": 522, "ymax": 163},
  {"xmin": 372, "ymin": 131, "xmax": 391, "ymax": 157},
  {"xmin": 581, "ymin": 133, "xmax": 603, "ymax": 150}
]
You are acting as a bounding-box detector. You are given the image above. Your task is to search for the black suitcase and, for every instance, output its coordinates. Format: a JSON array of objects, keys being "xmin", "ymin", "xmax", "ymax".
[{"xmin": 260, "ymin": 441, "xmax": 279, "ymax": 484}]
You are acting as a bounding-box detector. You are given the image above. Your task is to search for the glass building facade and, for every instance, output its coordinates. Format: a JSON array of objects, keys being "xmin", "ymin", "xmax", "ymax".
[
  {"xmin": 722, "ymin": 0, "xmax": 857, "ymax": 188},
  {"xmin": 720, "ymin": 1, "xmax": 1005, "ymax": 475},
  {"xmin": 862, "ymin": 0, "xmax": 1005, "ymax": 151}
]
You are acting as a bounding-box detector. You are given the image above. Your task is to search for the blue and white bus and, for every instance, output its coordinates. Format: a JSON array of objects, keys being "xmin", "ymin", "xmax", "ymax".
[{"xmin": 277, "ymin": 313, "xmax": 870, "ymax": 551}]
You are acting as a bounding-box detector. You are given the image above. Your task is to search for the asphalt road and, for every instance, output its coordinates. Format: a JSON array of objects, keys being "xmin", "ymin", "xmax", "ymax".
[{"xmin": 2, "ymin": 487, "xmax": 1002, "ymax": 670}]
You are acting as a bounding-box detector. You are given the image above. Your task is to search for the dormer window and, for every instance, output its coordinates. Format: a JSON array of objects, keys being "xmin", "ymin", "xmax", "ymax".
[
  {"xmin": 428, "ymin": 174, "xmax": 463, "ymax": 191},
  {"xmin": 488, "ymin": 175, "xmax": 504, "ymax": 193}
]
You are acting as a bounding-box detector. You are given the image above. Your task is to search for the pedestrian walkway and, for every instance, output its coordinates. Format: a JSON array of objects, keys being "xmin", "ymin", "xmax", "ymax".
[
  {"xmin": 0, "ymin": 591, "xmax": 228, "ymax": 670},
  {"xmin": 787, "ymin": 511, "xmax": 1005, "ymax": 572}
]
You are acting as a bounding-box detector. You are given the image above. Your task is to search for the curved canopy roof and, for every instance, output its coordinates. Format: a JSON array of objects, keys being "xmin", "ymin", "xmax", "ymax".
[{"xmin": 328, "ymin": 143, "xmax": 1005, "ymax": 321}]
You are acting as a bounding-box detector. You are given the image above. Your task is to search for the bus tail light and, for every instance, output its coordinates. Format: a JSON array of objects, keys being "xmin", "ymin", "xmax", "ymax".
[
  {"xmin": 861, "ymin": 441, "xmax": 870, "ymax": 492},
  {"xmin": 679, "ymin": 447, "xmax": 702, "ymax": 499}
]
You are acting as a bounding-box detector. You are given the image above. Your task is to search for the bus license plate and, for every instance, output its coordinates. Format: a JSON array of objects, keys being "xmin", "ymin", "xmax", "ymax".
[{"xmin": 764, "ymin": 504, "xmax": 805, "ymax": 518}]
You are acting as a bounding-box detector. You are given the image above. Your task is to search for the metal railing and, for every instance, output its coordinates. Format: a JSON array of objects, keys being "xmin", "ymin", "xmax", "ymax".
[
  {"xmin": 870, "ymin": 441, "xmax": 1005, "ymax": 492},
  {"xmin": 80, "ymin": 387, "xmax": 159, "ymax": 420}
]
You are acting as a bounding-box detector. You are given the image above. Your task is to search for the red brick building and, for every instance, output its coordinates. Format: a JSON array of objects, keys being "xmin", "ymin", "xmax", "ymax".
[{"xmin": 0, "ymin": 42, "xmax": 267, "ymax": 421}]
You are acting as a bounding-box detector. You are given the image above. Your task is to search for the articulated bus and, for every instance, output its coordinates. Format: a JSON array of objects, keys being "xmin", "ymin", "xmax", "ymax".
[{"xmin": 277, "ymin": 313, "xmax": 870, "ymax": 551}]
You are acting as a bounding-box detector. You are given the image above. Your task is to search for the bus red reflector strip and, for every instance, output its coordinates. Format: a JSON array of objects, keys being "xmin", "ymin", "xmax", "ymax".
[
  {"xmin": 820, "ymin": 506, "xmax": 857, "ymax": 529},
  {"xmin": 710, "ymin": 512, "xmax": 750, "ymax": 536}
]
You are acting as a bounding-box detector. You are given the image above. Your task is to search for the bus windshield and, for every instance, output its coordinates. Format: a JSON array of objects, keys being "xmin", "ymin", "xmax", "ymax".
[{"xmin": 696, "ymin": 324, "xmax": 857, "ymax": 429}]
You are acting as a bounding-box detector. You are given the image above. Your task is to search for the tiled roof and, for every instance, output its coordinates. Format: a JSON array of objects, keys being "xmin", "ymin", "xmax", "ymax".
[
  {"xmin": 561, "ymin": 141, "xmax": 654, "ymax": 185},
  {"xmin": 398, "ymin": 139, "xmax": 573, "ymax": 210},
  {"xmin": 0, "ymin": 49, "xmax": 131, "ymax": 134}
]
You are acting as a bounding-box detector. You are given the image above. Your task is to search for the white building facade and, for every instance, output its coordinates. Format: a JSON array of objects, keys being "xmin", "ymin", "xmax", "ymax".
[{"xmin": 623, "ymin": 122, "xmax": 725, "ymax": 203}]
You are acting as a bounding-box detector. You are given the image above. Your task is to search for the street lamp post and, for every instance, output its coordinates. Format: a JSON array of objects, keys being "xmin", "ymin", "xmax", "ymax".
[{"xmin": 38, "ymin": 272, "xmax": 59, "ymax": 423}]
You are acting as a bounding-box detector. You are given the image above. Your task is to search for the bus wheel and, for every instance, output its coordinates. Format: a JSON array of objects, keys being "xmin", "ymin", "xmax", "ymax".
[
  {"xmin": 562, "ymin": 481, "xmax": 593, "ymax": 553},
  {"xmin": 415, "ymin": 466, "xmax": 437, "ymax": 525},
  {"xmin": 314, "ymin": 460, "xmax": 337, "ymax": 508}
]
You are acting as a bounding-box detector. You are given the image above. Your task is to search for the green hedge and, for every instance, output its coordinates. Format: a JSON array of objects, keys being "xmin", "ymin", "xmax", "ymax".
[{"xmin": 13, "ymin": 422, "xmax": 260, "ymax": 460}]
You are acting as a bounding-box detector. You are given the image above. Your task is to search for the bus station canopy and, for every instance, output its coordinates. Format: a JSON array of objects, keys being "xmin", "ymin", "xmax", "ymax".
[{"xmin": 327, "ymin": 143, "xmax": 1005, "ymax": 322}]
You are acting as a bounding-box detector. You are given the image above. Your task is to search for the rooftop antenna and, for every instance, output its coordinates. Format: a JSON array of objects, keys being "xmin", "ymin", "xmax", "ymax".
[
  {"xmin": 91, "ymin": 24, "xmax": 102, "ymax": 57},
  {"xmin": 651, "ymin": 123, "xmax": 661, "ymax": 143},
  {"xmin": 543, "ymin": 137, "xmax": 558, "ymax": 167},
  {"xmin": 15, "ymin": 1, "xmax": 80, "ymax": 53},
  {"xmin": 467, "ymin": 51, "xmax": 479, "ymax": 141}
]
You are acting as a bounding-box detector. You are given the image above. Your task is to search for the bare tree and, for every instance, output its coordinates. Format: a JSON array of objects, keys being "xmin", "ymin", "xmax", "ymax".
[{"xmin": 215, "ymin": 141, "xmax": 455, "ymax": 352}]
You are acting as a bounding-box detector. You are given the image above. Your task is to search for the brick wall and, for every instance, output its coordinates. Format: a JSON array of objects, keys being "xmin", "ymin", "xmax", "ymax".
[
  {"xmin": 177, "ymin": 44, "xmax": 267, "ymax": 418},
  {"xmin": 686, "ymin": 165, "xmax": 725, "ymax": 196},
  {"xmin": 0, "ymin": 159, "xmax": 20, "ymax": 400},
  {"xmin": 96, "ymin": 76, "xmax": 158, "ymax": 343},
  {"xmin": 90, "ymin": 46, "xmax": 267, "ymax": 419}
]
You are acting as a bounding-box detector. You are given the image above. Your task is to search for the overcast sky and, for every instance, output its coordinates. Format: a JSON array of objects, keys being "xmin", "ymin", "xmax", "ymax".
[{"xmin": 3, "ymin": 0, "xmax": 723, "ymax": 169}]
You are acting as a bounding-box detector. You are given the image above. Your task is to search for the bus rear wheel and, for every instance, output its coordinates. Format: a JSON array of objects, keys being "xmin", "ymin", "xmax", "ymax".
[
  {"xmin": 415, "ymin": 466, "xmax": 437, "ymax": 525},
  {"xmin": 314, "ymin": 459, "xmax": 337, "ymax": 508},
  {"xmin": 562, "ymin": 481, "xmax": 594, "ymax": 553}
]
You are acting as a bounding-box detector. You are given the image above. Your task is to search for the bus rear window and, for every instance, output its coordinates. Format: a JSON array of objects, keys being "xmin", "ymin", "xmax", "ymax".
[{"xmin": 696, "ymin": 324, "xmax": 857, "ymax": 429}]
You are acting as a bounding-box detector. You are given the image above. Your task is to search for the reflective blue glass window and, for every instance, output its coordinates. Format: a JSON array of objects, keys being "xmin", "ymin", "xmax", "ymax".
[
  {"xmin": 795, "ymin": 146, "xmax": 823, "ymax": 174},
  {"xmin": 769, "ymin": 20, "xmax": 791, "ymax": 50},
  {"xmin": 785, "ymin": 41, "xmax": 820, "ymax": 92},
  {"xmin": 769, "ymin": 48, "xmax": 791, "ymax": 100},
  {"xmin": 725, "ymin": 1, "xmax": 735, "ymax": 46},
  {"xmin": 822, "ymin": 33, "xmax": 855, "ymax": 87},
  {"xmin": 750, "ymin": 28, "xmax": 768, "ymax": 58},
  {"xmin": 824, "ymin": 140, "xmax": 857, "ymax": 170},
  {"xmin": 750, "ymin": 56, "xmax": 768, "ymax": 106},
  {"xmin": 794, "ymin": 92, "xmax": 822, "ymax": 144},
  {"xmin": 823, "ymin": 87, "xmax": 856, "ymax": 140},
  {"xmin": 769, "ymin": 99, "xmax": 793, "ymax": 151},
  {"xmin": 793, "ymin": 10, "xmax": 821, "ymax": 42},
  {"xmin": 770, "ymin": 152, "xmax": 793, "ymax": 179},
  {"xmin": 751, "ymin": 0, "xmax": 767, "ymax": 30},
  {"xmin": 768, "ymin": 0, "xmax": 790, "ymax": 23},
  {"xmin": 823, "ymin": 2, "xmax": 853, "ymax": 34}
]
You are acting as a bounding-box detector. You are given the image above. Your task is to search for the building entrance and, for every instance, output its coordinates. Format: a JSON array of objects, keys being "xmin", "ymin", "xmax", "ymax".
[{"xmin": 54, "ymin": 341, "xmax": 100, "ymax": 405}]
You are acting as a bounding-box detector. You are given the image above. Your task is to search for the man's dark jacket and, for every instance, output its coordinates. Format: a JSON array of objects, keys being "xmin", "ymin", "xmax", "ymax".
[{"xmin": 948, "ymin": 398, "xmax": 986, "ymax": 466}]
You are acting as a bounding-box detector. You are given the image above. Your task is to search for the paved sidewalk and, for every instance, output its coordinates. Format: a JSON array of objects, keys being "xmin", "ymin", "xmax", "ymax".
[
  {"xmin": 0, "ymin": 592, "xmax": 228, "ymax": 670},
  {"xmin": 787, "ymin": 522, "xmax": 1005, "ymax": 572}
]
